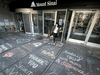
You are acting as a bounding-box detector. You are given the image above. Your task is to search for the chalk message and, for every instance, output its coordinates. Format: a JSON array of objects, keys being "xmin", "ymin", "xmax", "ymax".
[
  {"xmin": 63, "ymin": 50, "xmax": 83, "ymax": 62},
  {"xmin": 15, "ymin": 62, "xmax": 33, "ymax": 75},
  {"xmin": 0, "ymin": 43, "xmax": 12, "ymax": 53},
  {"xmin": 29, "ymin": 54, "xmax": 45, "ymax": 65},
  {"xmin": 6, "ymin": 64, "xmax": 33, "ymax": 75},
  {"xmin": 42, "ymin": 50, "xmax": 55, "ymax": 59},
  {"xmin": 0, "ymin": 45, "xmax": 8, "ymax": 50},
  {"xmin": 16, "ymin": 38, "xmax": 30, "ymax": 43},
  {"xmin": 55, "ymin": 50, "xmax": 86, "ymax": 75},
  {"xmin": 28, "ymin": 59, "xmax": 38, "ymax": 68},
  {"xmin": 6, "ymin": 43, "xmax": 12, "ymax": 48},
  {"xmin": 32, "ymin": 42, "xmax": 42, "ymax": 47},
  {"xmin": 61, "ymin": 61, "xmax": 84, "ymax": 74}
]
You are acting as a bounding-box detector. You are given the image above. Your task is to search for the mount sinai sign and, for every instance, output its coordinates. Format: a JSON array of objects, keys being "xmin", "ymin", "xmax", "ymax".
[{"xmin": 31, "ymin": 0, "xmax": 57, "ymax": 7}]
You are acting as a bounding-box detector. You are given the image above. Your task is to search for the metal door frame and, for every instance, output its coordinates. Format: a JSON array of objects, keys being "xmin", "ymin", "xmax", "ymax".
[
  {"xmin": 22, "ymin": 12, "xmax": 31, "ymax": 34},
  {"xmin": 66, "ymin": 10, "xmax": 100, "ymax": 48},
  {"xmin": 43, "ymin": 10, "xmax": 56, "ymax": 37},
  {"xmin": 31, "ymin": 13, "xmax": 39, "ymax": 35},
  {"xmin": 57, "ymin": 9, "xmax": 68, "ymax": 42}
]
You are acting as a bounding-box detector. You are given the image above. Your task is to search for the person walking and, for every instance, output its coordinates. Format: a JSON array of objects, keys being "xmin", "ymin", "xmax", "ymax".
[{"xmin": 51, "ymin": 22, "xmax": 59, "ymax": 45}]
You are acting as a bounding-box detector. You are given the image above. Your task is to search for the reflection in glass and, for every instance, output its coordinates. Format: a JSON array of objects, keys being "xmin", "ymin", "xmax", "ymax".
[
  {"xmin": 57, "ymin": 11, "xmax": 66, "ymax": 39},
  {"xmin": 38, "ymin": 10, "xmax": 43, "ymax": 34},
  {"xmin": 23, "ymin": 14, "xmax": 31, "ymax": 32},
  {"xmin": 70, "ymin": 12, "xmax": 95, "ymax": 41},
  {"xmin": 32, "ymin": 14, "xmax": 38, "ymax": 33},
  {"xmin": 88, "ymin": 15, "xmax": 100, "ymax": 44},
  {"xmin": 44, "ymin": 13, "xmax": 55, "ymax": 34},
  {"xmin": 62, "ymin": 10, "xmax": 72, "ymax": 41}
]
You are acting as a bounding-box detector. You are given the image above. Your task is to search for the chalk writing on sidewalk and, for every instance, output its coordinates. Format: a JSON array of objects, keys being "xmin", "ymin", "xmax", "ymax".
[
  {"xmin": 21, "ymin": 45, "xmax": 32, "ymax": 52},
  {"xmin": 55, "ymin": 57, "xmax": 81, "ymax": 68},
  {"xmin": 69, "ymin": 61, "xmax": 82, "ymax": 68},
  {"xmin": 1, "ymin": 62, "xmax": 5, "ymax": 68},
  {"xmin": 16, "ymin": 38, "xmax": 30, "ymax": 43},
  {"xmin": 6, "ymin": 43, "xmax": 12, "ymax": 48},
  {"xmin": 63, "ymin": 50, "xmax": 83, "ymax": 62},
  {"xmin": 0, "ymin": 45, "xmax": 8, "ymax": 50},
  {"xmin": 60, "ymin": 57, "xmax": 68, "ymax": 62},
  {"xmin": 55, "ymin": 59, "xmax": 60, "ymax": 64},
  {"xmin": 42, "ymin": 50, "xmax": 55, "ymax": 59},
  {"xmin": 61, "ymin": 61, "xmax": 84, "ymax": 74},
  {"xmin": 15, "ymin": 62, "xmax": 33, "ymax": 75},
  {"xmin": 3, "ymin": 52, "xmax": 13, "ymax": 57},
  {"xmin": 7, "ymin": 67, "xmax": 18, "ymax": 75},
  {"xmin": 89, "ymin": 47, "xmax": 100, "ymax": 54},
  {"xmin": 28, "ymin": 60, "xmax": 38, "ymax": 68},
  {"xmin": 87, "ymin": 57, "xmax": 94, "ymax": 72},
  {"xmin": 29, "ymin": 54, "xmax": 46, "ymax": 65},
  {"xmin": 18, "ymin": 48, "xmax": 27, "ymax": 56},
  {"xmin": 32, "ymin": 42, "xmax": 42, "ymax": 47},
  {"xmin": 48, "ymin": 70, "xmax": 58, "ymax": 75}
]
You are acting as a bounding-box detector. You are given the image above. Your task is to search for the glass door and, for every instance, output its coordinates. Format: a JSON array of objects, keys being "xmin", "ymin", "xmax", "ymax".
[
  {"xmin": 61, "ymin": 9, "xmax": 72, "ymax": 42},
  {"xmin": 32, "ymin": 14, "xmax": 38, "ymax": 34},
  {"xmin": 43, "ymin": 11, "xmax": 55, "ymax": 36},
  {"xmin": 86, "ymin": 10, "xmax": 100, "ymax": 48},
  {"xmin": 68, "ymin": 11, "xmax": 95, "ymax": 43},
  {"xmin": 16, "ymin": 13, "xmax": 23, "ymax": 32},
  {"xmin": 56, "ymin": 10, "xmax": 66, "ymax": 41},
  {"xmin": 23, "ymin": 13, "xmax": 31, "ymax": 34}
]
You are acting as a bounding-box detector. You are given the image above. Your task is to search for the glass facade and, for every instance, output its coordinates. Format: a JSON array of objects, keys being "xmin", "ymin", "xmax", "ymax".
[
  {"xmin": 32, "ymin": 14, "xmax": 38, "ymax": 33},
  {"xmin": 15, "ymin": 8, "xmax": 100, "ymax": 48},
  {"xmin": 57, "ymin": 11, "xmax": 66, "ymax": 39},
  {"xmin": 70, "ymin": 11, "xmax": 95, "ymax": 41},
  {"xmin": 23, "ymin": 14, "xmax": 31, "ymax": 32},
  {"xmin": 44, "ymin": 13, "xmax": 55, "ymax": 34},
  {"xmin": 88, "ymin": 12, "xmax": 100, "ymax": 44},
  {"xmin": 38, "ymin": 10, "xmax": 43, "ymax": 34}
]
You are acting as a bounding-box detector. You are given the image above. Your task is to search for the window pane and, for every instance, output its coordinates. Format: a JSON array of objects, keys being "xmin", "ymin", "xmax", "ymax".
[
  {"xmin": 88, "ymin": 12, "xmax": 100, "ymax": 44},
  {"xmin": 44, "ymin": 13, "xmax": 55, "ymax": 34},
  {"xmin": 70, "ymin": 12, "xmax": 95, "ymax": 41}
]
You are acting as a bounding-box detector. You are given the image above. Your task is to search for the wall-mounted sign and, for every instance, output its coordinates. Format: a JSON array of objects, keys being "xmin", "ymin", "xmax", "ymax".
[{"xmin": 31, "ymin": 0, "xmax": 57, "ymax": 7}]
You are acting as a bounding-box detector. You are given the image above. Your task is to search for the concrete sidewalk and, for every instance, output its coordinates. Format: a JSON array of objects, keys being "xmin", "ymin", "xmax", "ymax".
[{"xmin": 0, "ymin": 32, "xmax": 100, "ymax": 75}]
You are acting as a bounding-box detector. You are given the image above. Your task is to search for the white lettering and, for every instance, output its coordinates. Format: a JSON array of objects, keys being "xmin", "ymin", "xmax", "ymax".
[
  {"xmin": 55, "ymin": 59, "xmax": 60, "ymax": 63},
  {"xmin": 31, "ymin": 0, "xmax": 57, "ymax": 7},
  {"xmin": 9, "ymin": 67, "xmax": 18, "ymax": 75},
  {"xmin": 6, "ymin": 43, "xmax": 12, "ymax": 48},
  {"xmin": 36, "ymin": 2, "xmax": 46, "ymax": 7},
  {"xmin": 29, "ymin": 54, "xmax": 45, "ymax": 65},
  {"xmin": 47, "ymin": 1, "xmax": 57, "ymax": 6},
  {"xmin": 63, "ymin": 50, "xmax": 83, "ymax": 62},
  {"xmin": 42, "ymin": 50, "xmax": 55, "ymax": 59},
  {"xmin": 0, "ymin": 45, "xmax": 8, "ymax": 50},
  {"xmin": 28, "ymin": 60, "xmax": 38, "ymax": 68},
  {"xmin": 15, "ymin": 62, "xmax": 33, "ymax": 75}
]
